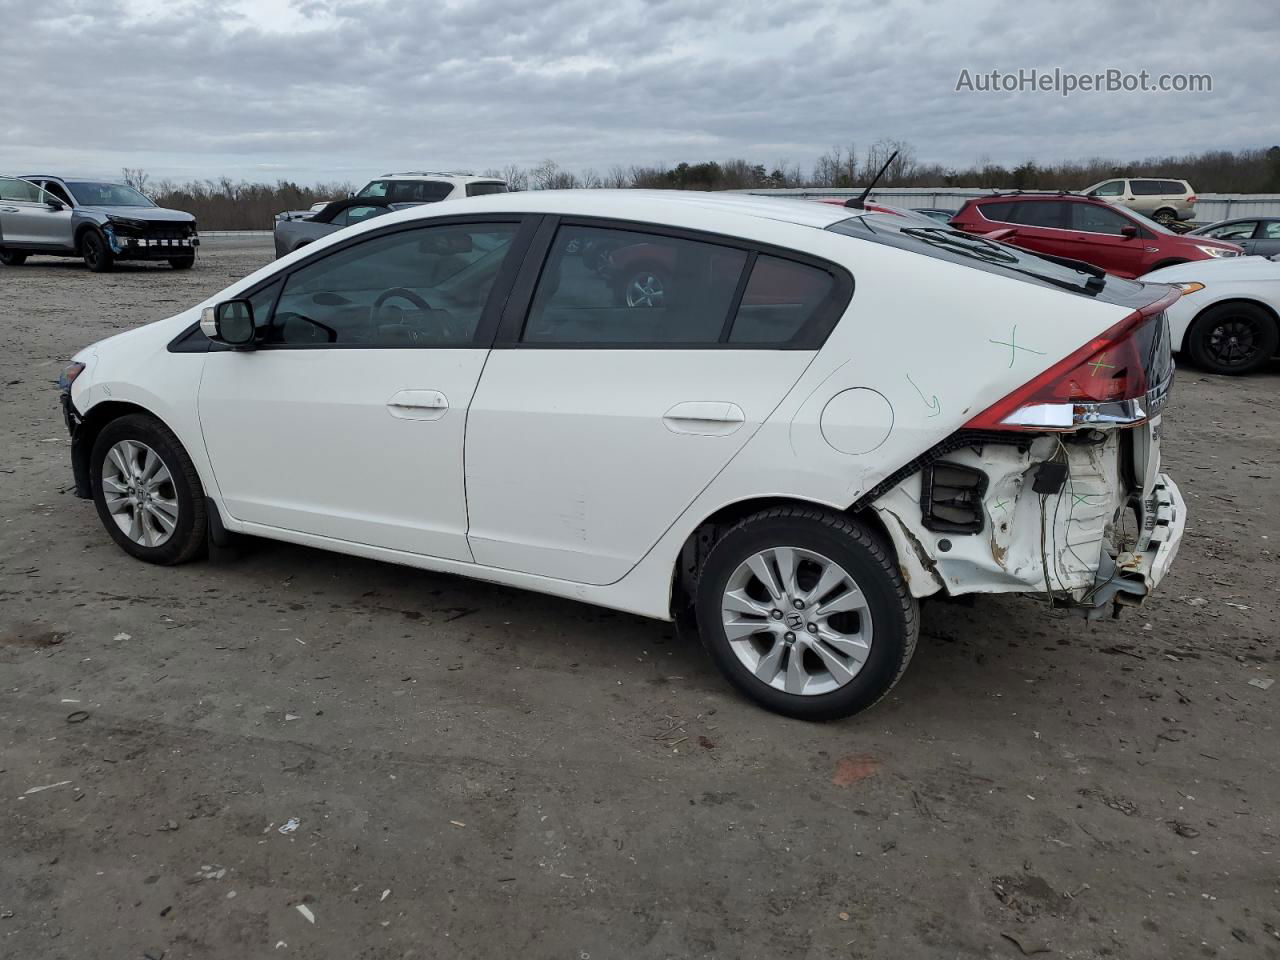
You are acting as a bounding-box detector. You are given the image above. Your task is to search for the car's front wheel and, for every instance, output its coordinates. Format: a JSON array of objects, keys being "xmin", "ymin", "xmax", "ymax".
[
  {"xmin": 1185, "ymin": 302, "xmax": 1279, "ymax": 375},
  {"xmin": 81, "ymin": 230, "xmax": 115, "ymax": 272},
  {"xmin": 0, "ymin": 250, "xmax": 28, "ymax": 266},
  {"xmin": 90, "ymin": 414, "xmax": 207, "ymax": 564},
  {"xmin": 694, "ymin": 507, "xmax": 918, "ymax": 720}
]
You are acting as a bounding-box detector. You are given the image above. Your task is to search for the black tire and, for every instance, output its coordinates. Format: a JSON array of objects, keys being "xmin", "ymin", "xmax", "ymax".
[
  {"xmin": 90, "ymin": 413, "xmax": 207, "ymax": 565},
  {"xmin": 169, "ymin": 254, "xmax": 195, "ymax": 270},
  {"xmin": 694, "ymin": 506, "xmax": 918, "ymax": 721},
  {"xmin": 0, "ymin": 249, "xmax": 28, "ymax": 266},
  {"xmin": 1153, "ymin": 208, "xmax": 1178, "ymax": 226},
  {"xmin": 81, "ymin": 229, "xmax": 115, "ymax": 272},
  {"xmin": 1185, "ymin": 302, "xmax": 1279, "ymax": 375}
]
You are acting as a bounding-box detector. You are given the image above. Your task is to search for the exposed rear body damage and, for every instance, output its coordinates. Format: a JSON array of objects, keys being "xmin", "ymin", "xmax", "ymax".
[{"xmin": 870, "ymin": 429, "xmax": 1184, "ymax": 614}]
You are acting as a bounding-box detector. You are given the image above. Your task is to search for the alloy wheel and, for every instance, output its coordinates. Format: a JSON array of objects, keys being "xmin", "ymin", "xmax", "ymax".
[
  {"xmin": 720, "ymin": 546, "xmax": 873, "ymax": 696},
  {"xmin": 625, "ymin": 272, "xmax": 665, "ymax": 307},
  {"xmin": 1206, "ymin": 315, "xmax": 1263, "ymax": 368},
  {"xmin": 101, "ymin": 439, "xmax": 180, "ymax": 547}
]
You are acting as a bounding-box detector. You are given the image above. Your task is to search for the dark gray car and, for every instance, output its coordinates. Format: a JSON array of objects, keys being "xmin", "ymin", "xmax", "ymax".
[
  {"xmin": 0, "ymin": 175, "xmax": 198, "ymax": 271},
  {"xmin": 273, "ymin": 197, "xmax": 405, "ymax": 258},
  {"xmin": 1190, "ymin": 217, "xmax": 1280, "ymax": 258}
]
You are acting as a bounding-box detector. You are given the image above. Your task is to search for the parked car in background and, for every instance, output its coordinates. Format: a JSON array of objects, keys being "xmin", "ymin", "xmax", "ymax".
[
  {"xmin": 951, "ymin": 193, "xmax": 1242, "ymax": 278},
  {"xmin": 273, "ymin": 196, "xmax": 403, "ymax": 258},
  {"xmin": 0, "ymin": 175, "xmax": 198, "ymax": 271},
  {"xmin": 910, "ymin": 208, "xmax": 957, "ymax": 224},
  {"xmin": 1189, "ymin": 217, "xmax": 1280, "ymax": 258},
  {"xmin": 1082, "ymin": 178, "xmax": 1197, "ymax": 225},
  {"xmin": 58, "ymin": 190, "xmax": 1184, "ymax": 720},
  {"xmin": 1143, "ymin": 256, "xmax": 1280, "ymax": 374},
  {"xmin": 353, "ymin": 172, "xmax": 508, "ymax": 202}
]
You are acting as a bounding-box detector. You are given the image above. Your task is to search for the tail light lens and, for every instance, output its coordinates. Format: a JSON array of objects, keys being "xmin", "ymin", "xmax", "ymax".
[
  {"xmin": 964, "ymin": 289, "xmax": 1179, "ymax": 431},
  {"xmin": 1188, "ymin": 194, "xmax": 1197, "ymax": 203}
]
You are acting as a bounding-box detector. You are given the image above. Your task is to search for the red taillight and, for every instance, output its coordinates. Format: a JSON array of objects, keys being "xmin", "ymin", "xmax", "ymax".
[
  {"xmin": 965, "ymin": 290, "xmax": 1179, "ymax": 431},
  {"xmin": 1187, "ymin": 194, "xmax": 1197, "ymax": 203}
]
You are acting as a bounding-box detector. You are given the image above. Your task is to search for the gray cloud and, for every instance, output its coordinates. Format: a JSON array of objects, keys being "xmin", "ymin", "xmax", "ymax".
[{"xmin": 0, "ymin": 0, "xmax": 1274, "ymax": 183}]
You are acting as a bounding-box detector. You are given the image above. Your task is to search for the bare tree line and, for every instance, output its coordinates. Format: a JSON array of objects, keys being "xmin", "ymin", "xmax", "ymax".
[{"xmin": 130, "ymin": 143, "xmax": 1280, "ymax": 230}]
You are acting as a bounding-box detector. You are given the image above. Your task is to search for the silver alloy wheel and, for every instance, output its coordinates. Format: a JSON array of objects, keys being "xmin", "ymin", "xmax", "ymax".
[
  {"xmin": 720, "ymin": 546, "xmax": 873, "ymax": 696},
  {"xmin": 625, "ymin": 272, "xmax": 664, "ymax": 307},
  {"xmin": 101, "ymin": 439, "xmax": 179, "ymax": 548}
]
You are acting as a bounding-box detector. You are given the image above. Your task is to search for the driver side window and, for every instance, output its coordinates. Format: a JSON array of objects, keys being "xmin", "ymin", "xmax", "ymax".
[{"xmin": 261, "ymin": 222, "xmax": 519, "ymax": 347}]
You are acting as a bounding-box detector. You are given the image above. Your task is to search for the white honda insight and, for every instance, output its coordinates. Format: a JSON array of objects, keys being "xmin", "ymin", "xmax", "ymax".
[{"xmin": 59, "ymin": 191, "xmax": 1186, "ymax": 719}]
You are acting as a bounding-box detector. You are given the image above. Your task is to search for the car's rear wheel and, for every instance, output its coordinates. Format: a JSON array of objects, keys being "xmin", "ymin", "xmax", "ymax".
[
  {"xmin": 169, "ymin": 254, "xmax": 195, "ymax": 270},
  {"xmin": 90, "ymin": 414, "xmax": 207, "ymax": 564},
  {"xmin": 1186, "ymin": 302, "xmax": 1279, "ymax": 375},
  {"xmin": 694, "ymin": 507, "xmax": 918, "ymax": 720},
  {"xmin": 81, "ymin": 230, "xmax": 115, "ymax": 272},
  {"xmin": 0, "ymin": 250, "xmax": 28, "ymax": 266},
  {"xmin": 1153, "ymin": 208, "xmax": 1178, "ymax": 226}
]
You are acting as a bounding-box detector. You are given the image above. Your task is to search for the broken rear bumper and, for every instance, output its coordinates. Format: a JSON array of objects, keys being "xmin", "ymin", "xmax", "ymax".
[{"xmin": 1085, "ymin": 473, "xmax": 1185, "ymax": 614}]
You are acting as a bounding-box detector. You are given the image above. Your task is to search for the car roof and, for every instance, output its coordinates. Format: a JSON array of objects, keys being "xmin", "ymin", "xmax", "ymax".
[
  {"xmin": 370, "ymin": 172, "xmax": 505, "ymax": 183},
  {"xmin": 357, "ymin": 189, "xmax": 857, "ymax": 232}
]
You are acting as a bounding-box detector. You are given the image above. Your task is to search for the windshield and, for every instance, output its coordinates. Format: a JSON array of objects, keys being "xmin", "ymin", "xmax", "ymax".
[
  {"xmin": 827, "ymin": 214, "xmax": 1159, "ymax": 309},
  {"xmin": 66, "ymin": 181, "xmax": 155, "ymax": 207}
]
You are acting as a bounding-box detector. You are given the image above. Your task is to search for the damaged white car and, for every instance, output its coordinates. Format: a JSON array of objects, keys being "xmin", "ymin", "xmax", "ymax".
[{"xmin": 57, "ymin": 191, "xmax": 1185, "ymax": 719}]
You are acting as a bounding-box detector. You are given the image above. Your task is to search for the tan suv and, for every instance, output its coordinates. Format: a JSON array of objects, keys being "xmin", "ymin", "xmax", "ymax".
[{"xmin": 1082, "ymin": 178, "xmax": 1196, "ymax": 225}]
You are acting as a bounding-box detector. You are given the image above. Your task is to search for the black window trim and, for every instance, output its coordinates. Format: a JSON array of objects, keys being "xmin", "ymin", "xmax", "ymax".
[
  {"xmin": 491, "ymin": 215, "xmax": 854, "ymax": 351},
  {"xmin": 167, "ymin": 213, "xmax": 542, "ymax": 353}
]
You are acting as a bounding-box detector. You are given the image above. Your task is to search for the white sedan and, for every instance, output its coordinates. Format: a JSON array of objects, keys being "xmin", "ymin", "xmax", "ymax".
[
  {"xmin": 59, "ymin": 191, "xmax": 1186, "ymax": 719},
  {"xmin": 1142, "ymin": 255, "xmax": 1280, "ymax": 374}
]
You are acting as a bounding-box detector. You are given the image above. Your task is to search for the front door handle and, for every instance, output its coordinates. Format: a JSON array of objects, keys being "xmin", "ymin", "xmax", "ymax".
[
  {"xmin": 662, "ymin": 401, "xmax": 746, "ymax": 436},
  {"xmin": 386, "ymin": 389, "xmax": 448, "ymax": 421}
]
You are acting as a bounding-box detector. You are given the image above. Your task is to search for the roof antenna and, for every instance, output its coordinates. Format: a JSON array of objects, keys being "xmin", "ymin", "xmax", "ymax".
[{"xmin": 845, "ymin": 150, "xmax": 899, "ymax": 209}]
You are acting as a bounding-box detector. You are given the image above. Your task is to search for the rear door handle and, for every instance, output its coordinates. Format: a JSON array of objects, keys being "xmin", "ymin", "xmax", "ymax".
[
  {"xmin": 386, "ymin": 389, "xmax": 448, "ymax": 421},
  {"xmin": 662, "ymin": 401, "xmax": 746, "ymax": 436}
]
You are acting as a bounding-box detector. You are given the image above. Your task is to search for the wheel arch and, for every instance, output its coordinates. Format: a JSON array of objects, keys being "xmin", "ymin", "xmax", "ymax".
[
  {"xmin": 1182, "ymin": 296, "xmax": 1280, "ymax": 352},
  {"xmin": 72, "ymin": 400, "xmax": 187, "ymax": 497},
  {"xmin": 668, "ymin": 495, "xmax": 897, "ymax": 617}
]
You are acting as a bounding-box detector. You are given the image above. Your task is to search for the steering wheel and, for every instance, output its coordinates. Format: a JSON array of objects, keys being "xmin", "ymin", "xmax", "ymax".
[{"xmin": 372, "ymin": 287, "xmax": 461, "ymax": 340}]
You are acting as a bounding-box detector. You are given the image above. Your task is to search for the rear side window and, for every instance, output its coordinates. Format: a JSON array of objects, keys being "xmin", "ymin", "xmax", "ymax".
[
  {"xmin": 357, "ymin": 180, "xmax": 453, "ymax": 202},
  {"xmin": 1161, "ymin": 180, "xmax": 1186, "ymax": 194},
  {"xmin": 522, "ymin": 225, "xmax": 747, "ymax": 344},
  {"xmin": 1009, "ymin": 200, "xmax": 1067, "ymax": 228},
  {"xmin": 466, "ymin": 182, "xmax": 509, "ymax": 197},
  {"xmin": 729, "ymin": 256, "xmax": 837, "ymax": 344},
  {"xmin": 1262, "ymin": 222, "xmax": 1280, "ymax": 239},
  {"xmin": 1130, "ymin": 180, "xmax": 1167, "ymax": 196},
  {"xmin": 977, "ymin": 201, "xmax": 1017, "ymax": 223}
]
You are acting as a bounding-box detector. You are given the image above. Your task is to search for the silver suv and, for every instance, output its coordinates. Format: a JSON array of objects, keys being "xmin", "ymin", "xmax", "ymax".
[
  {"xmin": 0, "ymin": 175, "xmax": 198, "ymax": 271},
  {"xmin": 1082, "ymin": 177, "xmax": 1196, "ymax": 225}
]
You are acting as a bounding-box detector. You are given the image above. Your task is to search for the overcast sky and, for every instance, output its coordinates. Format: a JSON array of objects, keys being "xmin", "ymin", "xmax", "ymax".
[{"xmin": 0, "ymin": 0, "xmax": 1275, "ymax": 185}]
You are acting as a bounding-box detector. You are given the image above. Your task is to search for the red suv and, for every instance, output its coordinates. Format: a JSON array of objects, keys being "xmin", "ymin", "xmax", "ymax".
[{"xmin": 950, "ymin": 193, "xmax": 1243, "ymax": 278}]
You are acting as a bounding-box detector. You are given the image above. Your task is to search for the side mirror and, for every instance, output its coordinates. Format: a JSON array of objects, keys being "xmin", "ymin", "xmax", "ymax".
[
  {"xmin": 200, "ymin": 299, "xmax": 256, "ymax": 347},
  {"xmin": 1120, "ymin": 225, "xmax": 1139, "ymax": 239},
  {"xmin": 46, "ymin": 198, "xmax": 65, "ymax": 210}
]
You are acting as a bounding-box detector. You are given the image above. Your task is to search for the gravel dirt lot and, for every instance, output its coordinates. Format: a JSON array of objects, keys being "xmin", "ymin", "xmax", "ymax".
[{"xmin": 1, "ymin": 237, "xmax": 1277, "ymax": 959}]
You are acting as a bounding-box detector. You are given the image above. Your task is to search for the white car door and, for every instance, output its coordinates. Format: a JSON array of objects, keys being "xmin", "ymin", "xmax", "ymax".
[
  {"xmin": 464, "ymin": 220, "xmax": 852, "ymax": 585},
  {"xmin": 197, "ymin": 218, "xmax": 532, "ymax": 561}
]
